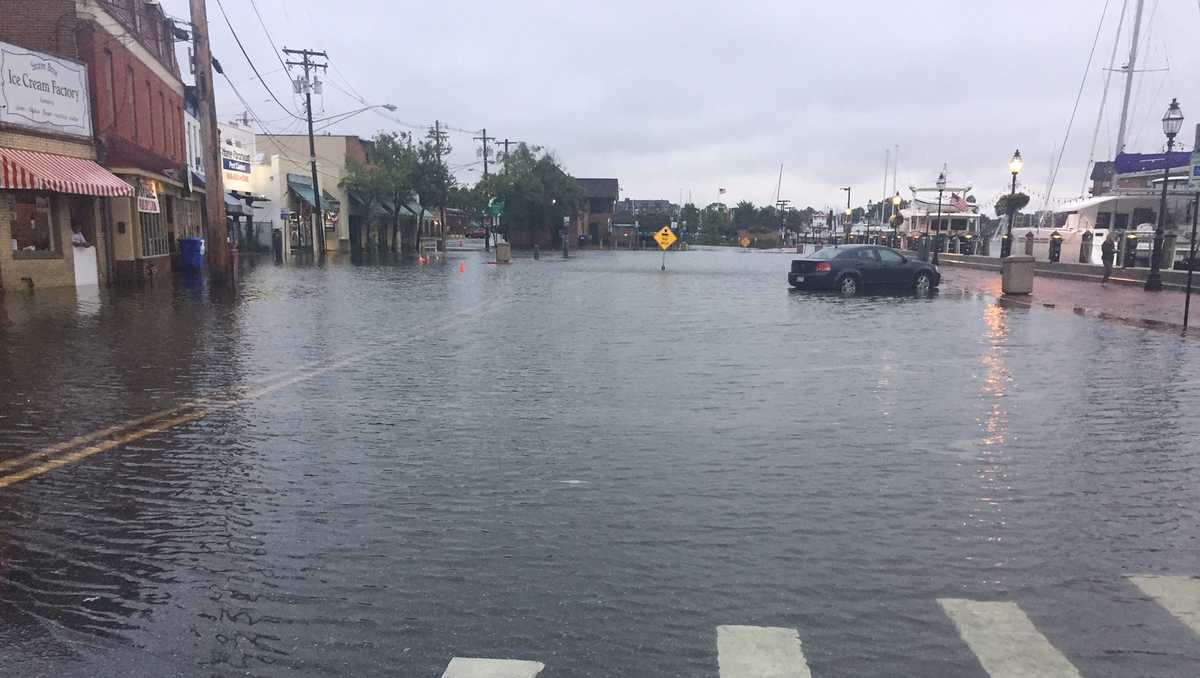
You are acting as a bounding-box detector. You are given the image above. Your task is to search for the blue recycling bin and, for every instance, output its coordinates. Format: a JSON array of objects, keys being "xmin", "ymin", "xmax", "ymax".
[{"xmin": 179, "ymin": 237, "xmax": 205, "ymax": 272}]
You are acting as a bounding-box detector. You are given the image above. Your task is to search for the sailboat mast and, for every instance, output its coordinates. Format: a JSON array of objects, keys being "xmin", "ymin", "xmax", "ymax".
[
  {"xmin": 1084, "ymin": 0, "xmax": 1129, "ymax": 196},
  {"xmin": 881, "ymin": 148, "xmax": 890, "ymax": 225},
  {"xmin": 1115, "ymin": 0, "xmax": 1144, "ymax": 156}
]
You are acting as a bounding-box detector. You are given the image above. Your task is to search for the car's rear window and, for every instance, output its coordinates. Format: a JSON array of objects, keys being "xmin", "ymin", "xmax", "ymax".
[{"xmin": 809, "ymin": 247, "xmax": 840, "ymax": 259}]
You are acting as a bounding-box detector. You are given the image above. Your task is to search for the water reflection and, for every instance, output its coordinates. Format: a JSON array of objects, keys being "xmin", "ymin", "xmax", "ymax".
[{"xmin": 969, "ymin": 303, "xmax": 1013, "ymax": 561}]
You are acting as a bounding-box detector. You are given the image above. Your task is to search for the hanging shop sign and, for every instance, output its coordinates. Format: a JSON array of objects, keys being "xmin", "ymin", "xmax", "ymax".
[
  {"xmin": 0, "ymin": 40, "xmax": 91, "ymax": 138},
  {"xmin": 136, "ymin": 179, "xmax": 160, "ymax": 214}
]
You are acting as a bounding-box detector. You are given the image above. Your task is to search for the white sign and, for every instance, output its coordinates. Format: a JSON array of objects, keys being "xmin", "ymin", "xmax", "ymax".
[
  {"xmin": 0, "ymin": 40, "xmax": 91, "ymax": 138},
  {"xmin": 219, "ymin": 122, "xmax": 255, "ymax": 193},
  {"xmin": 137, "ymin": 180, "xmax": 160, "ymax": 214}
]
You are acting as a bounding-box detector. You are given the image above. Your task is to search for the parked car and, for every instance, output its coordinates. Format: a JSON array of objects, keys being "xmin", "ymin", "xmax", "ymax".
[
  {"xmin": 466, "ymin": 226, "xmax": 488, "ymax": 239},
  {"xmin": 788, "ymin": 244, "xmax": 940, "ymax": 295}
]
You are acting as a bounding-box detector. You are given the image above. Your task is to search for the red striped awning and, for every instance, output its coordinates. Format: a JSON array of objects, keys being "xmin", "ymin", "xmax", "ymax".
[{"xmin": 0, "ymin": 148, "xmax": 133, "ymax": 197}]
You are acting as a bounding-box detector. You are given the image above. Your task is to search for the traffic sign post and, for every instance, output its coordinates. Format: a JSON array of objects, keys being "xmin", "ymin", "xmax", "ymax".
[{"xmin": 654, "ymin": 226, "xmax": 677, "ymax": 270}]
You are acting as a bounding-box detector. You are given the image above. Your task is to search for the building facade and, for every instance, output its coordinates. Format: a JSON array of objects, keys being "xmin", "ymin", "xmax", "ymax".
[
  {"xmin": 0, "ymin": 2, "xmax": 137, "ymax": 290},
  {"xmin": 572, "ymin": 178, "xmax": 619, "ymax": 248},
  {"xmin": 251, "ymin": 134, "xmax": 372, "ymax": 255}
]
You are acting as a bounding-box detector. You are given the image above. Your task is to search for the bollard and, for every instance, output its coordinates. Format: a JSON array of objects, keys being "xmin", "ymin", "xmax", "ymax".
[
  {"xmin": 1024, "ymin": 231, "xmax": 1035, "ymax": 256},
  {"xmin": 533, "ymin": 244, "xmax": 540, "ymax": 260},
  {"xmin": 1123, "ymin": 233, "xmax": 1139, "ymax": 268},
  {"xmin": 1048, "ymin": 231, "xmax": 1063, "ymax": 263}
]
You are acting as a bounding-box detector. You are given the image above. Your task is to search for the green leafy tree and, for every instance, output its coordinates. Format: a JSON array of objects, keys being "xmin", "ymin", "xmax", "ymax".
[
  {"xmin": 412, "ymin": 138, "xmax": 455, "ymax": 243},
  {"xmin": 680, "ymin": 203, "xmax": 700, "ymax": 235},
  {"xmin": 449, "ymin": 183, "xmax": 489, "ymax": 231},
  {"xmin": 636, "ymin": 210, "xmax": 672, "ymax": 232},
  {"xmin": 371, "ymin": 132, "xmax": 419, "ymax": 253},
  {"xmin": 483, "ymin": 143, "xmax": 582, "ymax": 246},
  {"xmin": 733, "ymin": 201, "xmax": 756, "ymax": 229},
  {"xmin": 341, "ymin": 157, "xmax": 387, "ymax": 252},
  {"xmin": 699, "ymin": 202, "xmax": 734, "ymax": 244}
]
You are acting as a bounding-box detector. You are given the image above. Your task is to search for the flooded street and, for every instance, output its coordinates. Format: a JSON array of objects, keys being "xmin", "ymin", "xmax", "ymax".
[{"xmin": 1, "ymin": 249, "xmax": 1198, "ymax": 677}]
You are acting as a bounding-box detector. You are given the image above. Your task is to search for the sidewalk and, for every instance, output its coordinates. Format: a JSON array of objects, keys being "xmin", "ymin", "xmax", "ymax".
[{"xmin": 940, "ymin": 265, "xmax": 1199, "ymax": 334}]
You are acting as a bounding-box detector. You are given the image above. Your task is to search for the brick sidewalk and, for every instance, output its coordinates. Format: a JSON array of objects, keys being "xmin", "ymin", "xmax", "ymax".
[{"xmin": 940, "ymin": 266, "xmax": 1200, "ymax": 334}]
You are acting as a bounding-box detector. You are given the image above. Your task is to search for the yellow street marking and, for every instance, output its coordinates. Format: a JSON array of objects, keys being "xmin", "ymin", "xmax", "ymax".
[
  {"xmin": 0, "ymin": 409, "xmax": 210, "ymax": 488},
  {"xmin": 0, "ymin": 290, "xmax": 519, "ymax": 489}
]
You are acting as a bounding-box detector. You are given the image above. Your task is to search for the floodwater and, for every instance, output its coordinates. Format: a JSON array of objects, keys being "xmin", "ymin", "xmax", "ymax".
[{"xmin": 0, "ymin": 248, "xmax": 1198, "ymax": 677}]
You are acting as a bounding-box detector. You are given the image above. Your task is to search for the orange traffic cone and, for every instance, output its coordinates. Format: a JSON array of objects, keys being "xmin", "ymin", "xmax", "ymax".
[{"xmin": 459, "ymin": 261, "xmax": 466, "ymax": 273}]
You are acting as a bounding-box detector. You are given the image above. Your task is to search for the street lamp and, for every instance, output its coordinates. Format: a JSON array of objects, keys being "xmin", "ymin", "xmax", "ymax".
[
  {"xmin": 891, "ymin": 192, "xmax": 902, "ymax": 247},
  {"xmin": 840, "ymin": 186, "xmax": 851, "ymax": 244},
  {"xmin": 1147, "ymin": 98, "xmax": 1184, "ymax": 291},
  {"xmin": 1002, "ymin": 149, "xmax": 1023, "ymax": 258},
  {"xmin": 927, "ymin": 171, "xmax": 946, "ymax": 264}
]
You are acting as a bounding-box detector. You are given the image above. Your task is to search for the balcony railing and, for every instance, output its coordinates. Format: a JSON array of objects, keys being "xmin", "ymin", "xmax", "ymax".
[{"xmin": 94, "ymin": 0, "xmax": 179, "ymax": 76}]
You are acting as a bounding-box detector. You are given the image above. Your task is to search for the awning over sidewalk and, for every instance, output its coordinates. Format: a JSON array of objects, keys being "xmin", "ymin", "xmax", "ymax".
[
  {"xmin": 0, "ymin": 148, "xmax": 133, "ymax": 197},
  {"xmin": 287, "ymin": 174, "xmax": 340, "ymax": 211}
]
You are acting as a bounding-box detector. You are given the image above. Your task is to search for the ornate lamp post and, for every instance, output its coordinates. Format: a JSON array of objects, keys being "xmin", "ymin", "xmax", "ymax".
[
  {"xmin": 932, "ymin": 171, "xmax": 946, "ymax": 265},
  {"xmin": 1002, "ymin": 149, "xmax": 1023, "ymax": 258},
  {"xmin": 1147, "ymin": 98, "xmax": 1184, "ymax": 291},
  {"xmin": 891, "ymin": 192, "xmax": 903, "ymax": 248}
]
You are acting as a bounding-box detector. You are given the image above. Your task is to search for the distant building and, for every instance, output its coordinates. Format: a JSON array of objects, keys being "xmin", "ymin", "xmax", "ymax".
[
  {"xmin": 572, "ymin": 178, "xmax": 619, "ymax": 247},
  {"xmin": 616, "ymin": 198, "xmax": 677, "ymax": 216}
]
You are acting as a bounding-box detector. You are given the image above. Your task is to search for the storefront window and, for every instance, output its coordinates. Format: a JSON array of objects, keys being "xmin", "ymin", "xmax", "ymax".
[{"xmin": 10, "ymin": 192, "xmax": 57, "ymax": 255}]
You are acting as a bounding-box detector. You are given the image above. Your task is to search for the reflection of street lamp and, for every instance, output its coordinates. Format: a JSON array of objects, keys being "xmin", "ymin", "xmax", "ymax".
[
  {"xmin": 840, "ymin": 186, "xmax": 851, "ymax": 244},
  {"xmin": 1147, "ymin": 98, "xmax": 1184, "ymax": 291},
  {"xmin": 1002, "ymin": 149, "xmax": 1023, "ymax": 258}
]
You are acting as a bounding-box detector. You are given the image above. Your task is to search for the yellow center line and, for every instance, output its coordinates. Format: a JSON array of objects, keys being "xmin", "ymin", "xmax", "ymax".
[{"xmin": 0, "ymin": 293, "xmax": 507, "ymax": 489}]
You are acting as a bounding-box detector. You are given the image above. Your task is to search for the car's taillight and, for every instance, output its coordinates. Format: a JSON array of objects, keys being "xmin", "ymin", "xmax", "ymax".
[{"xmin": 815, "ymin": 262, "xmax": 831, "ymax": 272}]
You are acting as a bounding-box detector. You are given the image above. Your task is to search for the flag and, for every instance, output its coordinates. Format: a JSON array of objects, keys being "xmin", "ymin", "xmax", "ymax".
[
  {"xmin": 951, "ymin": 193, "xmax": 969, "ymax": 211},
  {"xmin": 718, "ymin": 188, "xmax": 726, "ymax": 195}
]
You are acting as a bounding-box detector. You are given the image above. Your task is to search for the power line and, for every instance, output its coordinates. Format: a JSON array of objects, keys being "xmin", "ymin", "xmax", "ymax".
[
  {"xmin": 247, "ymin": 0, "xmax": 290, "ymax": 75},
  {"xmin": 211, "ymin": 0, "xmax": 303, "ymax": 121}
]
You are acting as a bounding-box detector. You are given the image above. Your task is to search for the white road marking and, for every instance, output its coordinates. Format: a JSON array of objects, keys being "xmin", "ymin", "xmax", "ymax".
[
  {"xmin": 1129, "ymin": 575, "xmax": 1200, "ymax": 636},
  {"xmin": 440, "ymin": 657, "xmax": 544, "ymax": 678},
  {"xmin": 938, "ymin": 599, "xmax": 1082, "ymax": 678},
  {"xmin": 717, "ymin": 625, "xmax": 812, "ymax": 678}
]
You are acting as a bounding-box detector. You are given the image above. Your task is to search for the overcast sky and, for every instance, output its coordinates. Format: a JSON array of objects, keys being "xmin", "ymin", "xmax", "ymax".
[{"xmin": 166, "ymin": 0, "xmax": 1200, "ymax": 213}]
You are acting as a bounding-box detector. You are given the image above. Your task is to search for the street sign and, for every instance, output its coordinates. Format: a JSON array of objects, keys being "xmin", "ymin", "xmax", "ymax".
[
  {"xmin": 654, "ymin": 226, "xmax": 678, "ymax": 250},
  {"xmin": 488, "ymin": 198, "xmax": 505, "ymax": 217}
]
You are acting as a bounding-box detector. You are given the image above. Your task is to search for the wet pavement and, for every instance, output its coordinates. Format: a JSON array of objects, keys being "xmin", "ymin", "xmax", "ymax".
[{"xmin": 1, "ymin": 248, "xmax": 1198, "ymax": 677}]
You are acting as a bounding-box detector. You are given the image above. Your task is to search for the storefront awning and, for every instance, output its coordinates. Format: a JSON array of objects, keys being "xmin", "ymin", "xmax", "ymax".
[
  {"xmin": 0, "ymin": 148, "xmax": 133, "ymax": 197},
  {"xmin": 287, "ymin": 175, "xmax": 318, "ymax": 208}
]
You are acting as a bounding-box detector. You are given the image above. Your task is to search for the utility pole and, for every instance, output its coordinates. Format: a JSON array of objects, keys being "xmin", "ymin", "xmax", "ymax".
[
  {"xmin": 190, "ymin": 0, "xmax": 230, "ymax": 281},
  {"xmin": 474, "ymin": 128, "xmax": 492, "ymax": 250},
  {"xmin": 283, "ymin": 47, "xmax": 328, "ymax": 257},
  {"xmin": 498, "ymin": 138, "xmax": 513, "ymax": 170}
]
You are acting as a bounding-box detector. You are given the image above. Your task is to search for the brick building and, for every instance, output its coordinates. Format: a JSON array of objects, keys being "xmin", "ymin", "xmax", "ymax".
[{"xmin": 0, "ymin": 0, "xmax": 191, "ymax": 288}]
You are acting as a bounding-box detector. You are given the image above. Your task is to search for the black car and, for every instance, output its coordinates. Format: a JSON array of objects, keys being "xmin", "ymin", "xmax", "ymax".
[{"xmin": 788, "ymin": 244, "xmax": 940, "ymax": 295}]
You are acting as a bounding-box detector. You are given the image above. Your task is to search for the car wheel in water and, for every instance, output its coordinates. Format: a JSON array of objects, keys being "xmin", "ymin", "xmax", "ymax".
[
  {"xmin": 914, "ymin": 271, "xmax": 933, "ymax": 295},
  {"xmin": 838, "ymin": 275, "xmax": 858, "ymax": 295}
]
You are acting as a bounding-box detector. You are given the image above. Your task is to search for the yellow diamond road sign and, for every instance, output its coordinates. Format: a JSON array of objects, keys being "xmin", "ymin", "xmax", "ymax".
[{"xmin": 654, "ymin": 226, "xmax": 678, "ymax": 250}]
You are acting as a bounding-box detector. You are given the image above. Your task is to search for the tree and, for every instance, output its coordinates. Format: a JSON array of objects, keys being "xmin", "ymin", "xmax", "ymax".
[
  {"xmin": 733, "ymin": 201, "xmax": 756, "ymax": 229},
  {"xmin": 994, "ymin": 192, "xmax": 1030, "ymax": 218},
  {"xmin": 341, "ymin": 156, "xmax": 387, "ymax": 253},
  {"xmin": 449, "ymin": 182, "xmax": 488, "ymax": 231},
  {"xmin": 680, "ymin": 203, "xmax": 700, "ymax": 236},
  {"xmin": 636, "ymin": 210, "xmax": 671, "ymax": 232},
  {"xmin": 483, "ymin": 143, "xmax": 582, "ymax": 246},
  {"xmin": 412, "ymin": 138, "xmax": 455, "ymax": 244},
  {"xmin": 698, "ymin": 202, "xmax": 734, "ymax": 244},
  {"xmin": 371, "ymin": 132, "xmax": 419, "ymax": 253}
]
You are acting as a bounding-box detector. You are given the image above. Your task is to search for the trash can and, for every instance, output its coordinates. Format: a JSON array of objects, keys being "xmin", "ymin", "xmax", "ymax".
[
  {"xmin": 179, "ymin": 237, "xmax": 205, "ymax": 273},
  {"xmin": 1001, "ymin": 255, "xmax": 1035, "ymax": 295},
  {"xmin": 1079, "ymin": 230, "xmax": 1094, "ymax": 263},
  {"xmin": 495, "ymin": 242, "xmax": 512, "ymax": 264}
]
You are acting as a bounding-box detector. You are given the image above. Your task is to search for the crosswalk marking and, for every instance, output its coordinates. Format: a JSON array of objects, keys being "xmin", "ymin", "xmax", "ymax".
[
  {"xmin": 1129, "ymin": 575, "xmax": 1200, "ymax": 636},
  {"xmin": 938, "ymin": 599, "xmax": 1081, "ymax": 678},
  {"xmin": 717, "ymin": 625, "xmax": 812, "ymax": 678},
  {"xmin": 440, "ymin": 657, "xmax": 544, "ymax": 678}
]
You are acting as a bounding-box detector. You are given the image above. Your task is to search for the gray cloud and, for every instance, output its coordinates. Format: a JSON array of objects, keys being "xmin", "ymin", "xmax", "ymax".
[{"xmin": 175, "ymin": 0, "xmax": 1200, "ymax": 212}]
